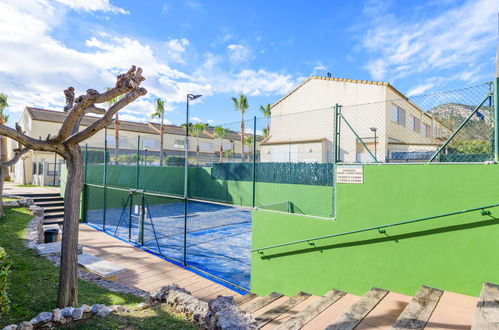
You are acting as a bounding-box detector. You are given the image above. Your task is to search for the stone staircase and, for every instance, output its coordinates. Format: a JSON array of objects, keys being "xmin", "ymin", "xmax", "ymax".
[
  {"xmin": 17, "ymin": 193, "xmax": 64, "ymax": 225},
  {"xmin": 235, "ymin": 282, "xmax": 498, "ymax": 329}
]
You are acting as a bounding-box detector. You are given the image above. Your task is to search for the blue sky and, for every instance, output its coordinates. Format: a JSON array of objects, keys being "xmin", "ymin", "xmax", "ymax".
[{"xmin": 0, "ymin": 0, "xmax": 497, "ymax": 128}]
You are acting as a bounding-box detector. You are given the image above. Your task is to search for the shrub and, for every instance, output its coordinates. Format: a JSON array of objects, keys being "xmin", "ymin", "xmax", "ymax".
[
  {"xmin": 0, "ymin": 247, "xmax": 11, "ymax": 315},
  {"xmin": 165, "ymin": 156, "xmax": 184, "ymax": 166}
]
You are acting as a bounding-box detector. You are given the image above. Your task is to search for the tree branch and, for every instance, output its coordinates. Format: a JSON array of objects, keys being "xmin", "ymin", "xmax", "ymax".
[
  {"xmin": 2, "ymin": 147, "xmax": 30, "ymax": 167},
  {"xmin": 0, "ymin": 125, "xmax": 57, "ymax": 152},
  {"xmin": 55, "ymin": 66, "xmax": 145, "ymax": 142},
  {"xmin": 66, "ymin": 87, "xmax": 147, "ymax": 145}
]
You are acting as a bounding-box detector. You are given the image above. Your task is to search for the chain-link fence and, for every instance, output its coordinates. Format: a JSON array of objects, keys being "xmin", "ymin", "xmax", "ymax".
[
  {"xmin": 338, "ymin": 82, "xmax": 494, "ymax": 163},
  {"xmin": 80, "ymin": 81, "xmax": 496, "ymax": 292}
]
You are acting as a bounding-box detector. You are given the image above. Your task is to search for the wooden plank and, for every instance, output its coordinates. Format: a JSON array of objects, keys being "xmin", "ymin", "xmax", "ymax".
[
  {"xmin": 325, "ymin": 287, "xmax": 389, "ymax": 330},
  {"xmin": 241, "ymin": 292, "xmax": 284, "ymax": 314},
  {"xmin": 235, "ymin": 293, "xmax": 258, "ymax": 305},
  {"xmin": 472, "ymin": 282, "xmax": 499, "ymax": 330},
  {"xmin": 255, "ymin": 292, "xmax": 312, "ymax": 327},
  {"xmin": 392, "ymin": 286, "xmax": 443, "ymax": 330},
  {"xmin": 275, "ymin": 289, "xmax": 347, "ymax": 330}
]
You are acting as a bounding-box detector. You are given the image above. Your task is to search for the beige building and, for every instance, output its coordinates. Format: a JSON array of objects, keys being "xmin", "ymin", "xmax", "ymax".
[
  {"xmin": 9, "ymin": 107, "xmax": 250, "ymax": 185},
  {"xmin": 261, "ymin": 76, "xmax": 450, "ymax": 163}
]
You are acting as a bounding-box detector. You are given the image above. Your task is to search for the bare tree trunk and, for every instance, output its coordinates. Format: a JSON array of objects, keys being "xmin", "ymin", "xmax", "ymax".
[
  {"xmin": 57, "ymin": 146, "xmax": 83, "ymax": 307},
  {"xmin": 219, "ymin": 139, "xmax": 223, "ymax": 163},
  {"xmin": 240, "ymin": 117, "xmax": 245, "ymax": 162},
  {"xmin": 0, "ymin": 167, "xmax": 7, "ymax": 218}
]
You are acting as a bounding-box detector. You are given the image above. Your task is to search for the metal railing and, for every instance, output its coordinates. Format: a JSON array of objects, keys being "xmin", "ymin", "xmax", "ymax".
[{"xmin": 252, "ymin": 202, "xmax": 499, "ymax": 253}]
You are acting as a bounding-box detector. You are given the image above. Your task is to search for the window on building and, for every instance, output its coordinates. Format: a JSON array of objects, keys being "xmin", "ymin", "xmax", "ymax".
[
  {"xmin": 174, "ymin": 139, "xmax": 185, "ymax": 148},
  {"xmin": 433, "ymin": 124, "xmax": 438, "ymax": 139},
  {"xmin": 423, "ymin": 123, "xmax": 431, "ymax": 137},
  {"xmin": 408, "ymin": 115, "xmax": 420, "ymax": 132},
  {"xmin": 32, "ymin": 163, "xmax": 37, "ymax": 175},
  {"xmin": 390, "ymin": 105, "xmax": 405, "ymax": 126},
  {"xmin": 38, "ymin": 163, "xmax": 44, "ymax": 175},
  {"xmin": 142, "ymin": 138, "xmax": 157, "ymax": 149},
  {"xmin": 200, "ymin": 142, "xmax": 212, "ymax": 151},
  {"xmin": 223, "ymin": 142, "xmax": 232, "ymax": 150}
]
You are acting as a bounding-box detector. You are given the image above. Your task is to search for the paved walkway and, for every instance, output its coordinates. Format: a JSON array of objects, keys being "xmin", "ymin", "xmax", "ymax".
[
  {"xmin": 3, "ymin": 182, "xmax": 60, "ymax": 195},
  {"xmin": 79, "ymin": 224, "xmax": 241, "ymax": 302}
]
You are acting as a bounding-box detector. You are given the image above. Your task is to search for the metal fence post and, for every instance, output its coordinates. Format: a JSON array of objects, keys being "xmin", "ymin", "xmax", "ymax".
[
  {"xmin": 494, "ymin": 63, "xmax": 499, "ymax": 161},
  {"xmin": 82, "ymin": 144, "xmax": 88, "ymax": 223},
  {"xmin": 139, "ymin": 192, "xmax": 145, "ymax": 246},
  {"xmin": 183, "ymin": 97, "xmax": 190, "ymax": 266},
  {"xmin": 136, "ymin": 135, "xmax": 140, "ymax": 189},
  {"xmin": 252, "ymin": 116, "xmax": 256, "ymax": 208},
  {"xmin": 333, "ymin": 104, "xmax": 339, "ymax": 217},
  {"xmin": 103, "ymin": 133, "xmax": 108, "ymax": 231}
]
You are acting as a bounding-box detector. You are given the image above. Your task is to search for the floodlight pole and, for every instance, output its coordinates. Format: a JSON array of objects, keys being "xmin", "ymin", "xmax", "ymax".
[{"xmin": 184, "ymin": 93, "xmax": 202, "ymax": 266}]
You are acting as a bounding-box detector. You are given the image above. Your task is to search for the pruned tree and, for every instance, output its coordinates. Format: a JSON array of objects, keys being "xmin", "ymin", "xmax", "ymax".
[
  {"xmin": 259, "ymin": 104, "xmax": 271, "ymax": 138},
  {"xmin": 213, "ymin": 126, "xmax": 228, "ymax": 162},
  {"xmin": 190, "ymin": 122, "xmax": 207, "ymax": 165},
  {"xmin": 0, "ymin": 65, "xmax": 147, "ymax": 307},
  {"xmin": 0, "ymin": 147, "xmax": 29, "ymax": 217},
  {"xmin": 232, "ymin": 94, "xmax": 249, "ymax": 161},
  {"xmin": 0, "ymin": 94, "xmax": 11, "ymax": 181},
  {"xmin": 151, "ymin": 98, "xmax": 166, "ymax": 166},
  {"xmin": 105, "ymin": 88, "xmax": 124, "ymax": 164}
]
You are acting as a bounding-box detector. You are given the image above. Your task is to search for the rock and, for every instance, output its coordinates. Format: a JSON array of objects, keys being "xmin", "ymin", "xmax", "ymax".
[
  {"xmin": 96, "ymin": 306, "xmax": 110, "ymax": 318},
  {"xmin": 2, "ymin": 325, "xmax": 17, "ymax": 330},
  {"xmin": 60, "ymin": 306, "xmax": 74, "ymax": 318},
  {"xmin": 81, "ymin": 304, "xmax": 91, "ymax": 313},
  {"xmin": 90, "ymin": 304, "xmax": 105, "ymax": 314},
  {"xmin": 16, "ymin": 322, "xmax": 33, "ymax": 330},
  {"xmin": 72, "ymin": 307, "xmax": 84, "ymax": 320},
  {"xmin": 52, "ymin": 308, "xmax": 62, "ymax": 322},
  {"xmin": 205, "ymin": 296, "xmax": 257, "ymax": 330},
  {"xmin": 137, "ymin": 302, "xmax": 150, "ymax": 310},
  {"xmin": 29, "ymin": 312, "xmax": 52, "ymax": 325},
  {"xmin": 110, "ymin": 305, "xmax": 126, "ymax": 313}
]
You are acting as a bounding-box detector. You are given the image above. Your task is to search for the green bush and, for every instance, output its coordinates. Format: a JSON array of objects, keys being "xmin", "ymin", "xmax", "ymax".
[
  {"xmin": 0, "ymin": 247, "xmax": 11, "ymax": 315},
  {"xmin": 165, "ymin": 156, "xmax": 184, "ymax": 166}
]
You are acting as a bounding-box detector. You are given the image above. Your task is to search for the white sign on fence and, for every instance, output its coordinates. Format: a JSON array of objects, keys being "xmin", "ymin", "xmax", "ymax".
[{"xmin": 336, "ymin": 165, "xmax": 363, "ymax": 184}]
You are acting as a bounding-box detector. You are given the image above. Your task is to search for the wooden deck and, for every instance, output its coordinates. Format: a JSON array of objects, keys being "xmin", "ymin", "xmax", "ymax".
[{"xmin": 78, "ymin": 224, "xmax": 241, "ymax": 302}]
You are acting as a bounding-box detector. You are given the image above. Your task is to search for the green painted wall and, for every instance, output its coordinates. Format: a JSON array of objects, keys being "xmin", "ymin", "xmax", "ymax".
[
  {"xmin": 251, "ymin": 164, "xmax": 499, "ymax": 297},
  {"xmin": 85, "ymin": 165, "xmax": 332, "ymax": 217}
]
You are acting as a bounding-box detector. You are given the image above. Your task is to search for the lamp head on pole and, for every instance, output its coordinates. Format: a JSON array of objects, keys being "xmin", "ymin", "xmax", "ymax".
[
  {"xmin": 370, "ymin": 127, "xmax": 377, "ymax": 132},
  {"xmin": 187, "ymin": 94, "xmax": 202, "ymax": 101}
]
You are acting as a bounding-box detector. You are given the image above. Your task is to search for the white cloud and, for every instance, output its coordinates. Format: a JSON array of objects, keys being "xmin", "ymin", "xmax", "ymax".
[
  {"xmin": 359, "ymin": 0, "xmax": 498, "ymax": 82},
  {"xmin": 54, "ymin": 0, "xmax": 128, "ymax": 14},
  {"xmin": 165, "ymin": 38, "xmax": 190, "ymax": 63},
  {"xmin": 406, "ymin": 83, "xmax": 435, "ymax": 97},
  {"xmin": 227, "ymin": 44, "xmax": 252, "ymax": 63}
]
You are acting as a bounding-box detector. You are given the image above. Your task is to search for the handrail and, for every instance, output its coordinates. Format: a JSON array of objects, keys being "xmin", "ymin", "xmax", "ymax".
[{"xmin": 252, "ymin": 202, "xmax": 499, "ymax": 253}]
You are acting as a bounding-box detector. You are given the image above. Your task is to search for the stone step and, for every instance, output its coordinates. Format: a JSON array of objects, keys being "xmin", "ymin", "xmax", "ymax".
[
  {"xmin": 17, "ymin": 193, "xmax": 61, "ymax": 198},
  {"xmin": 255, "ymin": 292, "xmax": 312, "ymax": 328},
  {"xmin": 43, "ymin": 218, "xmax": 64, "ymax": 225},
  {"xmin": 34, "ymin": 242, "xmax": 82, "ymax": 257},
  {"xmin": 34, "ymin": 196, "xmax": 64, "ymax": 203},
  {"xmin": 391, "ymin": 286, "xmax": 443, "ymax": 330},
  {"xmin": 472, "ymin": 282, "xmax": 499, "ymax": 329},
  {"xmin": 44, "ymin": 212, "xmax": 65, "ymax": 219},
  {"xmin": 36, "ymin": 201, "xmax": 65, "ymax": 207},
  {"xmin": 325, "ymin": 287, "xmax": 389, "ymax": 330},
  {"xmin": 241, "ymin": 292, "xmax": 284, "ymax": 314},
  {"xmin": 43, "ymin": 206, "xmax": 65, "ymax": 212},
  {"xmin": 275, "ymin": 289, "xmax": 347, "ymax": 330}
]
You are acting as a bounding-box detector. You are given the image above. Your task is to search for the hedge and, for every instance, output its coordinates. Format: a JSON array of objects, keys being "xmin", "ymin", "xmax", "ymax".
[{"xmin": 0, "ymin": 247, "xmax": 11, "ymax": 315}]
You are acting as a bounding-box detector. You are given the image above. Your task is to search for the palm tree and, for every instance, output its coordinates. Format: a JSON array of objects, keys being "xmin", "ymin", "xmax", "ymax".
[
  {"xmin": 106, "ymin": 89, "xmax": 123, "ymax": 164},
  {"xmin": 244, "ymin": 135, "xmax": 253, "ymax": 161},
  {"xmin": 213, "ymin": 126, "xmax": 229, "ymax": 162},
  {"xmin": 0, "ymin": 94, "xmax": 10, "ymax": 180},
  {"xmin": 190, "ymin": 122, "xmax": 207, "ymax": 165},
  {"xmin": 151, "ymin": 98, "xmax": 166, "ymax": 166},
  {"xmin": 232, "ymin": 94, "xmax": 249, "ymax": 161},
  {"xmin": 259, "ymin": 104, "xmax": 271, "ymax": 138}
]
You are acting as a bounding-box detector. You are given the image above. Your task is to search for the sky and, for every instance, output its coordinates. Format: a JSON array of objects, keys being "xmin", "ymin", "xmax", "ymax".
[{"xmin": 0, "ymin": 0, "xmax": 498, "ymax": 129}]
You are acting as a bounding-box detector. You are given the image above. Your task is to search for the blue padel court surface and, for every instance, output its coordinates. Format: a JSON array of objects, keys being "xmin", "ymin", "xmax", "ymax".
[{"xmin": 86, "ymin": 200, "xmax": 251, "ymax": 290}]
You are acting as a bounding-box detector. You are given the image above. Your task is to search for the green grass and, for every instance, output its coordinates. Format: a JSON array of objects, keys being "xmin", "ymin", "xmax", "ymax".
[
  {"xmin": 1, "ymin": 198, "xmax": 17, "ymax": 202},
  {"xmin": 14, "ymin": 184, "xmax": 52, "ymax": 188},
  {"xmin": 0, "ymin": 207, "xmax": 195, "ymax": 328},
  {"xmin": 62, "ymin": 306, "xmax": 197, "ymax": 329}
]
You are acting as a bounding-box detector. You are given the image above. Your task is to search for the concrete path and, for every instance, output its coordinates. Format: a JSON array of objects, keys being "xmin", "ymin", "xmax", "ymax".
[{"xmin": 3, "ymin": 181, "xmax": 60, "ymax": 195}]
